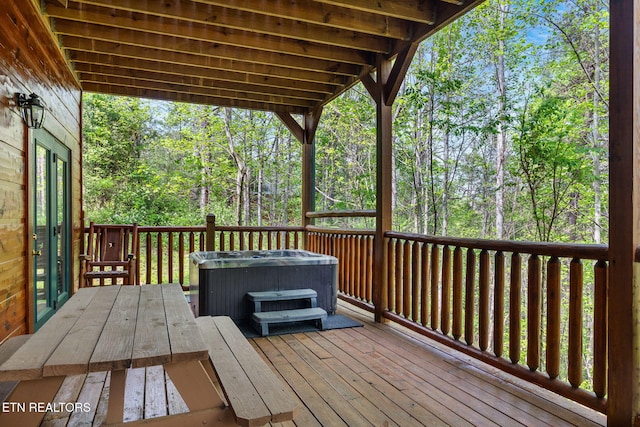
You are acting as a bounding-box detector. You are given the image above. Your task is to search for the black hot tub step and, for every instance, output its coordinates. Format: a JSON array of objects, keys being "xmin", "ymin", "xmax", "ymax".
[
  {"xmin": 247, "ymin": 289, "xmax": 317, "ymax": 312},
  {"xmin": 251, "ymin": 307, "xmax": 327, "ymax": 336}
]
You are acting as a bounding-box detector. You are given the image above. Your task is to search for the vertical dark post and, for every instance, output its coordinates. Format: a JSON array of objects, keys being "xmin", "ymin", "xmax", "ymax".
[
  {"xmin": 275, "ymin": 110, "xmax": 321, "ymax": 251},
  {"xmin": 301, "ymin": 116, "xmax": 315, "ymax": 249},
  {"xmin": 205, "ymin": 214, "xmax": 216, "ymax": 251},
  {"xmin": 373, "ymin": 55, "xmax": 393, "ymax": 323},
  {"xmin": 608, "ymin": 0, "xmax": 640, "ymax": 423}
]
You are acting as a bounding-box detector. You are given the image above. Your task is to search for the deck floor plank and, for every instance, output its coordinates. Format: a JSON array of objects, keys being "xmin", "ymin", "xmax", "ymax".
[
  {"xmin": 303, "ymin": 331, "xmax": 477, "ymax": 427},
  {"xmin": 41, "ymin": 374, "xmax": 87, "ymax": 427},
  {"xmin": 92, "ymin": 371, "xmax": 109, "ymax": 427},
  {"xmin": 279, "ymin": 334, "xmax": 403, "ymax": 427},
  {"xmin": 332, "ymin": 327, "xmax": 530, "ymax": 426},
  {"xmin": 250, "ymin": 338, "xmax": 323, "ymax": 427},
  {"xmin": 165, "ymin": 371, "xmax": 189, "ymax": 415},
  {"xmin": 268, "ymin": 335, "xmax": 371, "ymax": 426},
  {"xmin": 145, "ymin": 365, "xmax": 168, "ymax": 419},
  {"xmin": 345, "ymin": 313, "xmax": 605, "ymax": 427},
  {"xmin": 36, "ymin": 300, "xmax": 605, "ymax": 427},
  {"xmin": 66, "ymin": 371, "xmax": 107, "ymax": 427},
  {"xmin": 123, "ymin": 367, "xmax": 145, "ymax": 423}
]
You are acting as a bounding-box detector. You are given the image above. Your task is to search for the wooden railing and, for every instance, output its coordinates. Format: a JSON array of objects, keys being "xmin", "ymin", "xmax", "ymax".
[
  {"xmin": 211, "ymin": 225, "xmax": 304, "ymax": 252},
  {"xmin": 306, "ymin": 226, "xmax": 375, "ymax": 307},
  {"xmin": 135, "ymin": 226, "xmax": 206, "ymax": 286},
  {"xmin": 304, "ymin": 227, "xmax": 609, "ymax": 413},
  {"xmin": 83, "ymin": 224, "xmax": 304, "ymax": 288},
  {"xmin": 135, "ymin": 225, "xmax": 304, "ymax": 286},
  {"xmin": 84, "ymin": 223, "xmax": 609, "ymax": 412}
]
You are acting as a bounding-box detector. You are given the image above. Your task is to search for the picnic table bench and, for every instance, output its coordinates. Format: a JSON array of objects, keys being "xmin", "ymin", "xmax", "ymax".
[{"xmin": 0, "ymin": 284, "xmax": 297, "ymax": 426}]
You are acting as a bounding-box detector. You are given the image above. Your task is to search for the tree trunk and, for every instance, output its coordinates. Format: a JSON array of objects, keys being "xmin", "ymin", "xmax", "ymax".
[
  {"xmin": 494, "ymin": 1, "xmax": 509, "ymax": 240},
  {"xmin": 198, "ymin": 143, "xmax": 210, "ymax": 216},
  {"xmin": 223, "ymin": 108, "xmax": 247, "ymax": 226},
  {"xmin": 591, "ymin": 15, "xmax": 602, "ymax": 244}
]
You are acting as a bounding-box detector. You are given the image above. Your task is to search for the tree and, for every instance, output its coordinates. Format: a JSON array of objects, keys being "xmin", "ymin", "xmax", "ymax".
[
  {"xmin": 82, "ymin": 94, "xmax": 157, "ymax": 223},
  {"xmin": 513, "ymin": 93, "xmax": 589, "ymax": 241}
]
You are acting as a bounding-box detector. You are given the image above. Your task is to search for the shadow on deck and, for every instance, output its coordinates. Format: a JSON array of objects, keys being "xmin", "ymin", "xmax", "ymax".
[{"xmin": 40, "ymin": 301, "xmax": 605, "ymax": 426}]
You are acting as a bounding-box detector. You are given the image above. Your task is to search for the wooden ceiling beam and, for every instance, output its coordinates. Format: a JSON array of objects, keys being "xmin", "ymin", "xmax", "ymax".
[
  {"xmin": 194, "ymin": 0, "xmax": 411, "ymax": 40},
  {"xmin": 46, "ymin": 8, "xmax": 374, "ymax": 65},
  {"xmin": 67, "ymin": 0, "xmax": 396, "ymax": 51},
  {"xmin": 55, "ymin": 28, "xmax": 364, "ymax": 76},
  {"xmin": 76, "ymin": 64, "xmax": 327, "ymax": 102},
  {"xmin": 40, "ymin": 0, "xmax": 487, "ymax": 115},
  {"xmin": 82, "ymin": 82, "xmax": 309, "ymax": 114},
  {"xmin": 64, "ymin": 39, "xmax": 348, "ymax": 85},
  {"xmin": 313, "ymin": 0, "xmax": 436, "ymax": 24},
  {"xmin": 71, "ymin": 53, "xmax": 335, "ymax": 94},
  {"xmin": 80, "ymin": 74, "xmax": 318, "ymax": 109}
]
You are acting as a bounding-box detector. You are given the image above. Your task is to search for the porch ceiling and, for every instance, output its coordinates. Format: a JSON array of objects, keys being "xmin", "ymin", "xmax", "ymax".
[{"xmin": 41, "ymin": 0, "xmax": 484, "ymax": 115}]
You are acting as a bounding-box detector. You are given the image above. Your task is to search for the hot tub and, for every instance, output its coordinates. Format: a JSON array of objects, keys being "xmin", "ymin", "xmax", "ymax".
[{"xmin": 189, "ymin": 250, "xmax": 338, "ymax": 321}]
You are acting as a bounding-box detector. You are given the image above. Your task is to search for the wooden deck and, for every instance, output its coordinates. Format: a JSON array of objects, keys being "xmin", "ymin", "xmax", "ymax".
[{"xmin": 38, "ymin": 301, "xmax": 605, "ymax": 426}]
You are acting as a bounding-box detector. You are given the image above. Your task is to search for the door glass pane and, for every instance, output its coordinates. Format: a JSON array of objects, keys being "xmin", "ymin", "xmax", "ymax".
[
  {"xmin": 57, "ymin": 157, "xmax": 67, "ymax": 297},
  {"xmin": 35, "ymin": 145, "xmax": 49, "ymax": 318}
]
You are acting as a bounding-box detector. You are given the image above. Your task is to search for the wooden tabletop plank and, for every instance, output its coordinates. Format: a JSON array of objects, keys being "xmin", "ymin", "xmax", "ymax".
[
  {"xmin": 44, "ymin": 285, "xmax": 121, "ymax": 377},
  {"xmin": 89, "ymin": 285, "xmax": 141, "ymax": 371},
  {"xmin": 0, "ymin": 287, "xmax": 99, "ymax": 381},
  {"xmin": 132, "ymin": 285, "xmax": 171, "ymax": 368},
  {"xmin": 196, "ymin": 316, "xmax": 271, "ymax": 427},
  {"xmin": 161, "ymin": 283, "xmax": 208, "ymax": 363},
  {"xmin": 212, "ymin": 316, "xmax": 298, "ymax": 422}
]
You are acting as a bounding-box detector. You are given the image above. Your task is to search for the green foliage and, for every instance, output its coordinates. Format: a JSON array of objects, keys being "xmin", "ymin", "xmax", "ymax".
[{"xmin": 513, "ymin": 92, "xmax": 590, "ymax": 241}]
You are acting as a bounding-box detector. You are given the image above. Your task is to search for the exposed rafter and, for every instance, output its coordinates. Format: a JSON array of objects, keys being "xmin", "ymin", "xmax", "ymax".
[{"xmin": 42, "ymin": 0, "xmax": 485, "ymax": 114}]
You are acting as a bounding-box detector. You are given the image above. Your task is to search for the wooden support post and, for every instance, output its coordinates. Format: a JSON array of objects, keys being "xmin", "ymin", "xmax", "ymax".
[
  {"xmin": 276, "ymin": 110, "xmax": 322, "ymax": 250},
  {"xmin": 363, "ymin": 46, "xmax": 418, "ymax": 323},
  {"xmin": 205, "ymin": 214, "xmax": 215, "ymax": 251},
  {"xmin": 608, "ymin": 0, "xmax": 640, "ymax": 424},
  {"xmin": 301, "ymin": 142, "xmax": 313, "ymax": 249},
  {"xmin": 371, "ymin": 55, "xmax": 393, "ymax": 323}
]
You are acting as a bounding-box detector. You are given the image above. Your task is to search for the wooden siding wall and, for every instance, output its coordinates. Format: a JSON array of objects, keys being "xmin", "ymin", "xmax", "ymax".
[{"xmin": 0, "ymin": 1, "xmax": 81, "ymax": 340}]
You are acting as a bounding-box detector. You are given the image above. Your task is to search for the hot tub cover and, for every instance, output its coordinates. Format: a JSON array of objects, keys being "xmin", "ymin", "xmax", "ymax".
[{"xmin": 190, "ymin": 249, "xmax": 338, "ymax": 269}]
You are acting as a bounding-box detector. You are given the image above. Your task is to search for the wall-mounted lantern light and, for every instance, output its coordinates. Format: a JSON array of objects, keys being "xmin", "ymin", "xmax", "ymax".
[{"xmin": 16, "ymin": 93, "xmax": 47, "ymax": 129}]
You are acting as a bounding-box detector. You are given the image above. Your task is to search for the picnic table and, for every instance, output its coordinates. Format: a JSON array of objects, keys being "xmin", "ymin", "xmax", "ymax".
[{"xmin": 0, "ymin": 283, "xmax": 297, "ymax": 426}]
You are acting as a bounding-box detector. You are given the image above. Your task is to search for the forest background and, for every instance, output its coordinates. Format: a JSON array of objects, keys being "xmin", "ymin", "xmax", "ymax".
[{"xmin": 82, "ymin": 0, "xmax": 608, "ymax": 245}]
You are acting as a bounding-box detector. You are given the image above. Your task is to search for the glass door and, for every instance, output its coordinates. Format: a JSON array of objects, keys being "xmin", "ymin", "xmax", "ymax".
[{"xmin": 33, "ymin": 132, "xmax": 71, "ymax": 330}]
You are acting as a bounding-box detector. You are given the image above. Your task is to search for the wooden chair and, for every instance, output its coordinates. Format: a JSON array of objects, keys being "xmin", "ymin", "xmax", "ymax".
[{"xmin": 82, "ymin": 222, "xmax": 138, "ymax": 287}]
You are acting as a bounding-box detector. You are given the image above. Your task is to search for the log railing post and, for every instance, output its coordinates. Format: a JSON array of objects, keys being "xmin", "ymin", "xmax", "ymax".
[
  {"xmin": 205, "ymin": 214, "xmax": 216, "ymax": 251},
  {"xmin": 493, "ymin": 251, "xmax": 505, "ymax": 358},
  {"xmin": 509, "ymin": 253, "xmax": 522, "ymax": 364},
  {"xmin": 452, "ymin": 247, "xmax": 463, "ymax": 340},
  {"xmin": 464, "ymin": 249, "xmax": 476, "ymax": 346},
  {"xmin": 527, "ymin": 254, "xmax": 541, "ymax": 372},
  {"xmin": 546, "ymin": 256, "xmax": 561, "ymax": 380},
  {"xmin": 441, "ymin": 246, "xmax": 451, "ymax": 334},
  {"xmin": 567, "ymin": 258, "xmax": 583, "ymax": 387},
  {"xmin": 593, "ymin": 259, "xmax": 608, "ymax": 399},
  {"xmin": 479, "ymin": 249, "xmax": 490, "ymax": 351},
  {"xmin": 421, "ymin": 243, "xmax": 431, "ymax": 327}
]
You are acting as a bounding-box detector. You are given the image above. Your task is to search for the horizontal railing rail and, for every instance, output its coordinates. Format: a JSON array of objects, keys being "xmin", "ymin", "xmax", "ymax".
[{"xmin": 305, "ymin": 210, "xmax": 377, "ymax": 218}]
